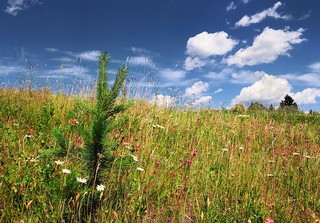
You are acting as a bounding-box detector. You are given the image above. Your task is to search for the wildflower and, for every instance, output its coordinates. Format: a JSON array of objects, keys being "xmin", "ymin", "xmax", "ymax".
[
  {"xmin": 62, "ymin": 169, "xmax": 71, "ymax": 174},
  {"xmin": 130, "ymin": 154, "xmax": 139, "ymax": 162},
  {"xmin": 77, "ymin": 177, "xmax": 87, "ymax": 184},
  {"xmin": 155, "ymin": 162, "xmax": 160, "ymax": 168},
  {"xmin": 265, "ymin": 218, "xmax": 274, "ymax": 223},
  {"xmin": 137, "ymin": 167, "xmax": 145, "ymax": 172},
  {"xmin": 96, "ymin": 184, "xmax": 105, "ymax": 192},
  {"xmin": 186, "ymin": 158, "xmax": 192, "ymax": 167},
  {"xmin": 55, "ymin": 160, "xmax": 64, "ymax": 165}
]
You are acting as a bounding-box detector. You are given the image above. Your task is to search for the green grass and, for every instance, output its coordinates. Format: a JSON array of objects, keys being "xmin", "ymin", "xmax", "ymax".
[{"xmin": 1, "ymin": 88, "xmax": 320, "ymax": 222}]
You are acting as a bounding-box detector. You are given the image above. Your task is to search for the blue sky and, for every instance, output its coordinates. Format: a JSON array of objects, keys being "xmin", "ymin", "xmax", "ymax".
[{"xmin": 1, "ymin": 0, "xmax": 320, "ymax": 110}]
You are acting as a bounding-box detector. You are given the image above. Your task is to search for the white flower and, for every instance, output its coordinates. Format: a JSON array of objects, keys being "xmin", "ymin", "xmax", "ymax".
[
  {"xmin": 62, "ymin": 169, "xmax": 71, "ymax": 174},
  {"xmin": 54, "ymin": 160, "xmax": 64, "ymax": 165},
  {"xmin": 96, "ymin": 184, "xmax": 105, "ymax": 192},
  {"xmin": 137, "ymin": 167, "xmax": 145, "ymax": 172},
  {"xmin": 77, "ymin": 177, "xmax": 87, "ymax": 184}
]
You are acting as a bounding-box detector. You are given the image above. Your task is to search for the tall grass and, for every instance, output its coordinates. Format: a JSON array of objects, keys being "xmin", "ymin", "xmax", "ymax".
[{"xmin": 0, "ymin": 87, "xmax": 320, "ymax": 222}]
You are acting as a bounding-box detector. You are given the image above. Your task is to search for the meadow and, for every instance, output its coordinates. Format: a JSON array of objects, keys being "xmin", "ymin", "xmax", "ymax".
[
  {"xmin": 1, "ymin": 53, "xmax": 320, "ymax": 223},
  {"xmin": 1, "ymin": 86, "xmax": 320, "ymax": 223}
]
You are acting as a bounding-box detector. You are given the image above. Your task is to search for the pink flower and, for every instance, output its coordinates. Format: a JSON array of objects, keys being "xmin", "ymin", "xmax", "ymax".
[
  {"xmin": 186, "ymin": 158, "xmax": 192, "ymax": 167},
  {"xmin": 265, "ymin": 218, "xmax": 274, "ymax": 223}
]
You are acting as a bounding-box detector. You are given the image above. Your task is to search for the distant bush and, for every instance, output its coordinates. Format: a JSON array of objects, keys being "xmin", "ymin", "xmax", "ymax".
[
  {"xmin": 232, "ymin": 104, "xmax": 246, "ymax": 113},
  {"xmin": 248, "ymin": 102, "xmax": 267, "ymax": 111}
]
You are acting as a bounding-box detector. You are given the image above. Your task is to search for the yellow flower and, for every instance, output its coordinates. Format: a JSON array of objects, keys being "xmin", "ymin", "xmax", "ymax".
[{"xmin": 55, "ymin": 160, "xmax": 64, "ymax": 165}]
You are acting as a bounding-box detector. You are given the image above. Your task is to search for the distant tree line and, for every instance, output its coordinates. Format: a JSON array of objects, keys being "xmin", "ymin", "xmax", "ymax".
[{"xmin": 234, "ymin": 94, "xmax": 309, "ymax": 113}]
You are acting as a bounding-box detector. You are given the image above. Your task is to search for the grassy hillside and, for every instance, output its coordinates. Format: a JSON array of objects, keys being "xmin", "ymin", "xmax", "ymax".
[{"xmin": 1, "ymin": 88, "xmax": 320, "ymax": 222}]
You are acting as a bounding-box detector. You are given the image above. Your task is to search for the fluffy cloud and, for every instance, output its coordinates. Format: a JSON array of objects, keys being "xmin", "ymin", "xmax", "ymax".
[
  {"xmin": 5, "ymin": 0, "xmax": 41, "ymax": 16},
  {"xmin": 194, "ymin": 96, "xmax": 212, "ymax": 105},
  {"xmin": 230, "ymin": 73, "xmax": 292, "ymax": 107},
  {"xmin": 226, "ymin": 1, "xmax": 237, "ymax": 11},
  {"xmin": 150, "ymin": 94, "xmax": 176, "ymax": 108},
  {"xmin": 158, "ymin": 69, "xmax": 186, "ymax": 82},
  {"xmin": 186, "ymin": 31, "xmax": 238, "ymax": 58},
  {"xmin": 235, "ymin": 2, "xmax": 291, "ymax": 27},
  {"xmin": 129, "ymin": 56, "xmax": 156, "ymax": 69},
  {"xmin": 184, "ymin": 81, "xmax": 210, "ymax": 97},
  {"xmin": 225, "ymin": 27, "xmax": 305, "ymax": 67},
  {"xmin": 291, "ymin": 88, "xmax": 320, "ymax": 105},
  {"xmin": 184, "ymin": 57, "xmax": 206, "ymax": 71}
]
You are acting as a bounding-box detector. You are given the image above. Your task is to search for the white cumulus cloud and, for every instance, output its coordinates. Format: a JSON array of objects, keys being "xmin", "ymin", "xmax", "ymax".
[
  {"xmin": 5, "ymin": 0, "xmax": 41, "ymax": 16},
  {"xmin": 194, "ymin": 96, "xmax": 212, "ymax": 105},
  {"xmin": 230, "ymin": 73, "xmax": 292, "ymax": 107},
  {"xmin": 291, "ymin": 88, "xmax": 320, "ymax": 105},
  {"xmin": 184, "ymin": 57, "xmax": 206, "ymax": 71},
  {"xmin": 150, "ymin": 94, "xmax": 176, "ymax": 108},
  {"xmin": 225, "ymin": 27, "xmax": 305, "ymax": 67},
  {"xmin": 186, "ymin": 31, "xmax": 238, "ymax": 58},
  {"xmin": 235, "ymin": 2, "xmax": 291, "ymax": 27},
  {"xmin": 184, "ymin": 81, "xmax": 210, "ymax": 97}
]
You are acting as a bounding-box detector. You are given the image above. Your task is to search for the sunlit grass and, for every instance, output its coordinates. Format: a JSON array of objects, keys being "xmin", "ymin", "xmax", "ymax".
[{"xmin": 0, "ymin": 88, "xmax": 320, "ymax": 222}]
